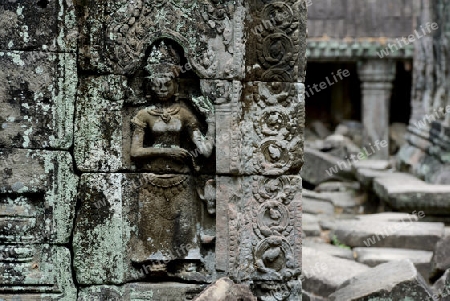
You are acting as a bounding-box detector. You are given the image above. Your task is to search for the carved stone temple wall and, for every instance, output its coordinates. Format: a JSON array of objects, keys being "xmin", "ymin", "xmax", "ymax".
[
  {"xmin": 0, "ymin": 1, "xmax": 306, "ymax": 300},
  {"xmin": 397, "ymin": 0, "xmax": 450, "ymax": 184}
]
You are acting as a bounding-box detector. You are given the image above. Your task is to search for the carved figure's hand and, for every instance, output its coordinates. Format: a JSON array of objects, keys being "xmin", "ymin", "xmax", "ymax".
[{"xmin": 166, "ymin": 147, "xmax": 191, "ymax": 160}]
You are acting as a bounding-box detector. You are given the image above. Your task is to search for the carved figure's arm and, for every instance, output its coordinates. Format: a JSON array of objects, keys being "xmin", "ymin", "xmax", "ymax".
[{"xmin": 190, "ymin": 96, "xmax": 216, "ymax": 157}]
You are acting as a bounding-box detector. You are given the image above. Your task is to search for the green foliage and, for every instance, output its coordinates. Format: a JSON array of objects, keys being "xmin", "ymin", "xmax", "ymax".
[
  {"xmin": 331, "ymin": 235, "xmax": 351, "ymax": 250},
  {"xmin": 359, "ymin": 149, "xmax": 369, "ymax": 160}
]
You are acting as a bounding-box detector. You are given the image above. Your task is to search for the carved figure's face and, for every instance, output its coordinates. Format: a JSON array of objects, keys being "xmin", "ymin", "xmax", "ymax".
[{"xmin": 149, "ymin": 74, "xmax": 177, "ymax": 101}]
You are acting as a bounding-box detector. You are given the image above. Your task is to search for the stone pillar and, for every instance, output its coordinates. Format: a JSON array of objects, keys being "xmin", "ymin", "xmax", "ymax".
[
  {"xmin": 396, "ymin": 0, "xmax": 450, "ymax": 183},
  {"xmin": 70, "ymin": 0, "xmax": 307, "ymax": 300},
  {"xmin": 358, "ymin": 60, "xmax": 396, "ymax": 159}
]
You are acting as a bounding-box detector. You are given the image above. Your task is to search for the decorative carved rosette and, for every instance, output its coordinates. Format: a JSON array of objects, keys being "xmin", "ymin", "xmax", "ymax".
[
  {"xmin": 256, "ymin": 82, "xmax": 294, "ymax": 107},
  {"xmin": 261, "ymin": 2, "xmax": 295, "ymax": 31},
  {"xmin": 248, "ymin": 1, "xmax": 301, "ymax": 81},
  {"xmin": 241, "ymin": 82, "xmax": 303, "ymax": 175},
  {"xmin": 256, "ymin": 32, "xmax": 295, "ymax": 70},
  {"xmin": 256, "ymin": 139, "xmax": 291, "ymax": 174},
  {"xmin": 250, "ymin": 176, "xmax": 301, "ymax": 281},
  {"xmin": 254, "ymin": 108, "xmax": 290, "ymax": 139},
  {"xmin": 242, "ymin": 173, "xmax": 302, "ymax": 301},
  {"xmin": 254, "ymin": 236, "xmax": 293, "ymax": 272},
  {"xmin": 252, "ymin": 176, "xmax": 299, "ymax": 205}
]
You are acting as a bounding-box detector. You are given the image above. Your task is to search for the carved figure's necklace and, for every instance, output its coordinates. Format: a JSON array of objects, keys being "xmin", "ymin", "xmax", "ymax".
[{"xmin": 148, "ymin": 107, "xmax": 180, "ymax": 123}]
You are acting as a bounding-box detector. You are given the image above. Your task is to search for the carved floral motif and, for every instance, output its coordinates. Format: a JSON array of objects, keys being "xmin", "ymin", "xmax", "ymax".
[
  {"xmin": 248, "ymin": 1, "xmax": 301, "ymax": 81},
  {"xmin": 85, "ymin": 0, "xmax": 240, "ymax": 78},
  {"xmin": 240, "ymin": 82, "xmax": 303, "ymax": 175}
]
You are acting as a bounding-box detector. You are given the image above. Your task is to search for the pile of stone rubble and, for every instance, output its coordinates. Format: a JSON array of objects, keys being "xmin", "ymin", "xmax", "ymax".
[{"xmin": 301, "ymin": 120, "xmax": 450, "ymax": 301}]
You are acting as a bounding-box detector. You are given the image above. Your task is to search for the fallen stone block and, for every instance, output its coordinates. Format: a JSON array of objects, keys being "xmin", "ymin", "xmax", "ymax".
[
  {"xmin": 446, "ymin": 227, "xmax": 450, "ymax": 236},
  {"xmin": 355, "ymin": 212, "xmax": 421, "ymax": 223},
  {"xmin": 355, "ymin": 168, "xmax": 390, "ymax": 188},
  {"xmin": 430, "ymin": 236, "xmax": 450, "ymax": 282},
  {"xmin": 303, "ymin": 239, "xmax": 354, "ymax": 260},
  {"xmin": 373, "ymin": 173, "xmax": 450, "ymax": 215},
  {"xmin": 331, "ymin": 220, "xmax": 444, "ymax": 251},
  {"xmin": 352, "ymin": 159, "xmax": 392, "ymax": 171},
  {"xmin": 303, "ymin": 190, "xmax": 335, "ymax": 215},
  {"xmin": 302, "ymin": 247, "xmax": 370, "ymax": 298},
  {"xmin": 318, "ymin": 191, "xmax": 365, "ymax": 214},
  {"xmin": 353, "ymin": 247, "xmax": 433, "ymax": 280},
  {"xmin": 334, "ymin": 120, "xmax": 363, "ymax": 145},
  {"xmin": 301, "ymin": 148, "xmax": 353, "ymax": 186},
  {"xmin": 310, "ymin": 120, "xmax": 331, "ymax": 139},
  {"xmin": 326, "ymin": 135, "xmax": 361, "ymax": 160},
  {"xmin": 315, "ymin": 181, "xmax": 360, "ymax": 192},
  {"xmin": 302, "ymin": 290, "xmax": 327, "ymax": 301},
  {"xmin": 329, "ymin": 259, "xmax": 434, "ymax": 301},
  {"xmin": 194, "ymin": 277, "xmax": 256, "ymax": 301},
  {"xmin": 390, "ymin": 123, "xmax": 407, "ymax": 153},
  {"xmin": 318, "ymin": 214, "xmax": 358, "ymax": 231},
  {"xmin": 303, "ymin": 213, "xmax": 322, "ymax": 237},
  {"xmin": 431, "ymin": 268, "xmax": 450, "ymax": 301},
  {"xmin": 356, "ymin": 169, "xmax": 417, "ymax": 188}
]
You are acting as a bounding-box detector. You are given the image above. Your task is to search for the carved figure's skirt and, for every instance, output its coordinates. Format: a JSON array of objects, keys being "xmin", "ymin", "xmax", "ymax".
[{"xmin": 138, "ymin": 174, "xmax": 198, "ymax": 261}]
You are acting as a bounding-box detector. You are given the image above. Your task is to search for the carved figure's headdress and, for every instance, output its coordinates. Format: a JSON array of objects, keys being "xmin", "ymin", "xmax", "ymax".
[{"xmin": 145, "ymin": 40, "xmax": 181, "ymax": 77}]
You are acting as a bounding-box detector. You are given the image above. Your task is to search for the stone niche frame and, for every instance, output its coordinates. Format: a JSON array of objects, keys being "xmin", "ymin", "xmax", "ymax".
[{"xmin": 69, "ymin": 0, "xmax": 306, "ymax": 300}]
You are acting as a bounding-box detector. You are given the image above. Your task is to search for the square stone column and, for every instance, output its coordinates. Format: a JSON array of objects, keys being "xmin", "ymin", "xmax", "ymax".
[
  {"xmin": 358, "ymin": 60, "xmax": 396, "ymax": 159},
  {"xmin": 70, "ymin": 0, "xmax": 306, "ymax": 300}
]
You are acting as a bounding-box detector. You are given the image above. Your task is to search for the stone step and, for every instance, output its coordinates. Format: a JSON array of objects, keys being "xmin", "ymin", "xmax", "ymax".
[
  {"xmin": 353, "ymin": 247, "xmax": 433, "ymax": 281},
  {"xmin": 302, "ymin": 247, "xmax": 370, "ymax": 298},
  {"xmin": 373, "ymin": 172, "xmax": 450, "ymax": 215},
  {"xmin": 331, "ymin": 220, "xmax": 444, "ymax": 251},
  {"xmin": 329, "ymin": 259, "xmax": 434, "ymax": 301}
]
